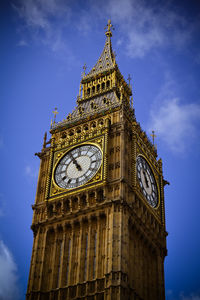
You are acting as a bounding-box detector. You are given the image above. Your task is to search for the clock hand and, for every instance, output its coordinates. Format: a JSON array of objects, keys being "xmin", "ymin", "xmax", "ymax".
[
  {"xmin": 75, "ymin": 162, "xmax": 82, "ymax": 171},
  {"xmin": 70, "ymin": 154, "xmax": 82, "ymax": 171},
  {"xmin": 73, "ymin": 158, "xmax": 82, "ymax": 171},
  {"xmin": 142, "ymin": 170, "xmax": 149, "ymax": 188}
]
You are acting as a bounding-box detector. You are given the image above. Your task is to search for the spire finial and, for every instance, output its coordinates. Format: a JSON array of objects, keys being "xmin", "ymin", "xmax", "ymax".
[
  {"xmin": 127, "ymin": 74, "xmax": 132, "ymax": 88},
  {"xmin": 82, "ymin": 63, "xmax": 87, "ymax": 77},
  {"xmin": 105, "ymin": 19, "xmax": 114, "ymax": 37},
  {"xmin": 151, "ymin": 130, "xmax": 156, "ymax": 146},
  {"xmin": 53, "ymin": 107, "xmax": 58, "ymax": 124}
]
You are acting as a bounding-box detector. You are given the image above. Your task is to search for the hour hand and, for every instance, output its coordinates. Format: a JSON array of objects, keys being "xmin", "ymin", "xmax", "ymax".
[
  {"xmin": 75, "ymin": 161, "xmax": 82, "ymax": 171},
  {"xmin": 71, "ymin": 155, "xmax": 82, "ymax": 171}
]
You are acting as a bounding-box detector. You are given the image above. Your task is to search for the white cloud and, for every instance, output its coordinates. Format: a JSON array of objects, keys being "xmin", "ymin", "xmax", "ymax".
[
  {"xmin": 0, "ymin": 240, "xmax": 20, "ymax": 300},
  {"xmin": 25, "ymin": 165, "xmax": 38, "ymax": 178},
  {"xmin": 166, "ymin": 290, "xmax": 200, "ymax": 300},
  {"xmin": 17, "ymin": 39, "xmax": 28, "ymax": 47},
  {"xmin": 12, "ymin": 0, "xmax": 198, "ymax": 60},
  {"xmin": 166, "ymin": 289, "xmax": 173, "ymax": 296},
  {"xmin": 13, "ymin": 0, "xmax": 70, "ymax": 30},
  {"xmin": 180, "ymin": 292, "xmax": 200, "ymax": 300},
  {"xmin": 148, "ymin": 97, "xmax": 200, "ymax": 153},
  {"xmin": 12, "ymin": 0, "xmax": 72, "ymax": 59},
  {"xmin": 0, "ymin": 194, "xmax": 5, "ymax": 217},
  {"xmin": 75, "ymin": 14, "xmax": 92, "ymax": 36},
  {"xmin": 147, "ymin": 73, "xmax": 200, "ymax": 153},
  {"xmin": 105, "ymin": 0, "xmax": 195, "ymax": 58}
]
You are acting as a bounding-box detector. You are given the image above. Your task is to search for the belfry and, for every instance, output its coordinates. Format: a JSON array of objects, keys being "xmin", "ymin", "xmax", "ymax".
[{"xmin": 26, "ymin": 20, "xmax": 167, "ymax": 300}]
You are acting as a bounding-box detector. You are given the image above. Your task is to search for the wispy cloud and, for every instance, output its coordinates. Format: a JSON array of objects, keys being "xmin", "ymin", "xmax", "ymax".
[
  {"xmin": 25, "ymin": 164, "xmax": 38, "ymax": 178},
  {"xmin": 166, "ymin": 290, "xmax": 200, "ymax": 300},
  {"xmin": 17, "ymin": 39, "xmax": 28, "ymax": 47},
  {"xmin": 149, "ymin": 97, "xmax": 200, "ymax": 153},
  {"xmin": 106, "ymin": 0, "xmax": 196, "ymax": 58},
  {"xmin": 180, "ymin": 293, "xmax": 200, "ymax": 300},
  {"xmin": 12, "ymin": 0, "xmax": 74, "ymax": 61},
  {"xmin": 0, "ymin": 240, "xmax": 20, "ymax": 300},
  {"xmin": 12, "ymin": 0, "xmax": 198, "ymax": 61},
  {"xmin": 147, "ymin": 74, "xmax": 200, "ymax": 153},
  {"xmin": 13, "ymin": 0, "xmax": 71, "ymax": 32},
  {"xmin": 0, "ymin": 194, "xmax": 5, "ymax": 217}
]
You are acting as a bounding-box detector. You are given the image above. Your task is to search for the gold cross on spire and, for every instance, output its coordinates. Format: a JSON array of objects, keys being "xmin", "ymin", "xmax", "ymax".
[
  {"xmin": 105, "ymin": 19, "xmax": 114, "ymax": 37},
  {"xmin": 53, "ymin": 107, "xmax": 58, "ymax": 124},
  {"xmin": 151, "ymin": 130, "xmax": 156, "ymax": 145}
]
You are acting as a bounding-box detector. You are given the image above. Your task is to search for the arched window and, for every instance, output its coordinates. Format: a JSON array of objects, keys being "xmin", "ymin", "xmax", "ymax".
[
  {"xmin": 76, "ymin": 127, "xmax": 81, "ymax": 134},
  {"xmin": 61, "ymin": 132, "xmax": 66, "ymax": 139},
  {"xmin": 102, "ymin": 82, "xmax": 105, "ymax": 90},
  {"xmin": 99, "ymin": 119, "xmax": 104, "ymax": 126},
  {"xmin": 69, "ymin": 130, "xmax": 74, "ymax": 136},
  {"xmin": 84, "ymin": 125, "xmax": 89, "ymax": 131}
]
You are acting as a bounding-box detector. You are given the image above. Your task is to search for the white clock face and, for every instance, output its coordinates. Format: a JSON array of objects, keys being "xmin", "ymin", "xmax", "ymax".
[
  {"xmin": 54, "ymin": 144, "xmax": 102, "ymax": 189},
  {"xmin": 136, "ymin": 156, "xmax": 158, "ymax": 208}
]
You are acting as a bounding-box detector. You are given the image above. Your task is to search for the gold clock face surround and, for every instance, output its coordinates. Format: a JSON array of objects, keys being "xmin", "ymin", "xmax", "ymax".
[
  {"xmin": 136, "ymin": 155, "xmax": 158, "ymax": 208},
  {"xmin": 54, "ymin": 143, "xmax": 102, "ymax": 190}
]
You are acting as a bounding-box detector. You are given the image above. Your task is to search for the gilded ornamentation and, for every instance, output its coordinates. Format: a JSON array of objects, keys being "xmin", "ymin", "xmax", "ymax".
[
  {"xmin": 47, "ymin": 136, "xmax": 106, "ymax": 200},
  {"xmin": 28, "ymin": 20, "xmax": 167, "ymax": 300}
]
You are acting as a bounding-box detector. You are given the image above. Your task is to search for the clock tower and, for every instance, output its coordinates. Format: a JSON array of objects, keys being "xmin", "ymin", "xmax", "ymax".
[{"xmin": 26, "ymin": 20, "xmax": 167, "ymax": 300}]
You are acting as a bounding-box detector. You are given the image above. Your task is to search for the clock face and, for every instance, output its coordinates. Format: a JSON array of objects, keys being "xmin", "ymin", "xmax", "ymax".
[
  {"xmin": 136, "ymin": 156, "xmax": 158, "ymax": 208},
  {"xmin": 54, "ymin": 144, "xmax": 102, "ymax": 189}
]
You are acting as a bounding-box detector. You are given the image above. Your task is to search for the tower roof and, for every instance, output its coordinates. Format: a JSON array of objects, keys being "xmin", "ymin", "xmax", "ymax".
[
  {"xmin": 51, "ymin": 20, "xmax": 135, "ymax": 131},
  {"xmin": 82, "ymin": 20, "xmax": 115, "ymax": 80}
]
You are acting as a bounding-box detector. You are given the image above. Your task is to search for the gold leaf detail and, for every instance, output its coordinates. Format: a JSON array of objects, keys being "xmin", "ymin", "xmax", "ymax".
[{"xmin": 95, "ymin": 174, "xmax": 100, "ymax": 180}]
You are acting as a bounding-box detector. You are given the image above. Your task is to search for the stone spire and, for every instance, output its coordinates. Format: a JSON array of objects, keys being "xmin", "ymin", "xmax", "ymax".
[{"xmin": 83, "ymin": 20, "xmax": 116, "ymax": 79}]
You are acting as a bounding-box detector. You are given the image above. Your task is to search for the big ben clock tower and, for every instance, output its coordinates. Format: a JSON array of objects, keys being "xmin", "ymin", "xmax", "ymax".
[{"xmin": 26, "ymin": 20, "xmax": 167, "ymax": 300}]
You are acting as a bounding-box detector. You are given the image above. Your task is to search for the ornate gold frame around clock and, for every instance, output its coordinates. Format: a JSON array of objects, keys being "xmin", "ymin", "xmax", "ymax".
[
  {"xmin": 45, "ymin": 134, "xmax": 107, "ymax": 201},
  {"xmin": 136, "ymin": 153, "xmax": 161, "ymax": 211}
]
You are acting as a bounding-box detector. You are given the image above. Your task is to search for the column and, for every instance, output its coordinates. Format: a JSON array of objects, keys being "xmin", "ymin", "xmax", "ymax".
[
  {"xmin": 38, "ymin": 227, "xmax": 48, "ymax": 291},
  {"xmin": 77, "ymin": 219, "xmax": 83, "ymax": 283},
  {"xmin": 86, "ymin": 219, "xmax": 92, "ymax": 281},
  {"xmin": 49, "ymin": 226, "xmax": 58, "ymax": 291},
  {"xmin": 58, "ymin": 229, "xmax": 66, "ymax": 300},
  {"xmin": 27, "ymin": 228, "xmax": 39, "ymax": 293}
]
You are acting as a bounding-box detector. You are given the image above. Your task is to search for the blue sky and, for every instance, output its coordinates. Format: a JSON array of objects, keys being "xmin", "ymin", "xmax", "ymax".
[{"xmin": 1, "ymin": 0, "xmax": 200, "ymax": 299}]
